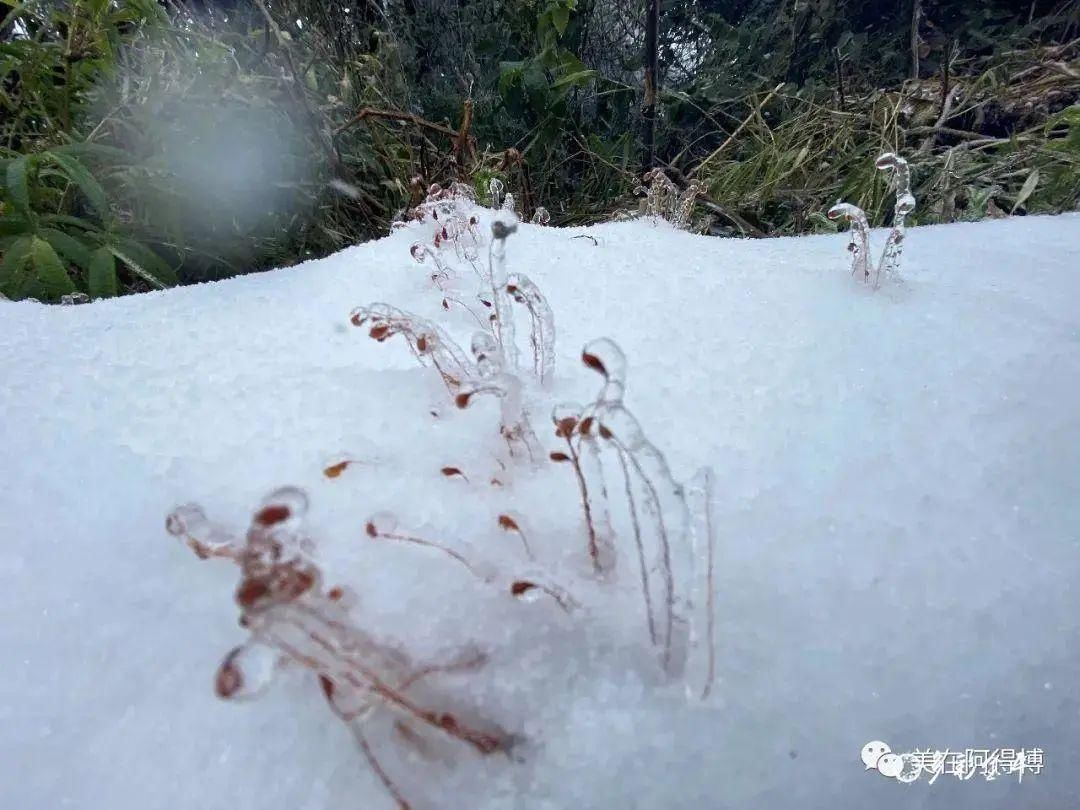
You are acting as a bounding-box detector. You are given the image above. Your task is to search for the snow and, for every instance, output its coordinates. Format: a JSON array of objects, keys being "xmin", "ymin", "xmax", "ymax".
[{"xmin": 2, "ymin": 207, "xmax": 1079, "ymax": 809}]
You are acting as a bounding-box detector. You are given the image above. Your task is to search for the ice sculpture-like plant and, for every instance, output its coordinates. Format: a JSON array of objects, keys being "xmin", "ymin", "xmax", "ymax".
[
  {"xmin": 548, "ymin": 339, "xmax": 716, "ymax": 682},
  {"xmin": 488, "ymin": 213, "xmax": 520, "ymax": 372},
  {"xmin": 634, "ymin": 170, "xmax": 704, "ymax": 230},
  {"xmin": 506, "ymin": 273, "xmax": 555, "ymax": 385},
  {"xmin": 167, "ymin": 489, "xmax": 515, "ymax": 810},
  {"xmin": 828, "ymin": 152, "xmax": 916, "ymax": 288},
  {"xmin": 350, "ymin": 303, "xmax": 474, "ymax": 394}
]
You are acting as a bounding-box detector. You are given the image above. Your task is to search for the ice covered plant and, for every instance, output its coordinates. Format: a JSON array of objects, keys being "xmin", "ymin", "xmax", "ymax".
[
  {"xmin": 529, "ymin": 207, "xmax": 550, "ymax": 226},
  {"xmin": 410, "ymin": 183, "xmax": 482, "ymax": 261},
  {"xmin": 634, "ymin": 169, "xmax": 705, "ymax": 230},
  {"xmin": 828, "ymin": 152, "xmax": 917, "ymax": 288},
  {"xmin": 487, "ymin": 213, "xmax": 520, "ymax": 372},
  {"xmin": 548, "ymin": 338, "xmax": 716, "ymax": 683},
  {"xmin": 505, "ymin": 273, "xmax": 555, "ymax": 385},
  {"xmin": 349, "ymin": 303, "xmax": 474, "ymax": 394},
  {"xmin": 874, "ymin": 153, "xmax": 916, "ymax": 278},
  {"xmin": 167, "ymin": 488, "xmax": 515, "ymax": 810}
]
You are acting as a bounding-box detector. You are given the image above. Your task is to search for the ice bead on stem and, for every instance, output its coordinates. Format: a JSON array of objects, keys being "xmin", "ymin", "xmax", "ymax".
[
  {"xmin": 470, "ymin": 331, "xmax": 502, "ymax": 378},
  {"xmin": 455, "ymin": 372, "xmax": 539, "ymax": 461},
  {"xmin": 506, "ymin": 272, "xmax": 555, "ymax": 385},
  {"xmin": 875, "ymin": 152, "xmax": 916, "ymax": 280},
  {"xmin": 215, "ymin": 639, "xmax": 284, "ymax": 700},
  {"xmin": 685, "ymin": 466, "xmax": 717, "ymax": 701},
  {"xmin": 581, "ymin": 337, "xmax": 627, "ymax": 405},
  {"xmin": 350, "ymin": 302, "xmax": 474, "ymax": 393},
  {"xmin": 488, "ymin": 213, "xmax": 520, "ymax": 372},
  {"xmin": 166, "ymin": 503, "xmax": 240, "ymax": 560},
  {"xmin": 410, "ymin": 242, "xmax": 452, "ymax": 289},
  {"xmin": 827, "ymin": 202, "xmax": 872, "ymax": 284}
]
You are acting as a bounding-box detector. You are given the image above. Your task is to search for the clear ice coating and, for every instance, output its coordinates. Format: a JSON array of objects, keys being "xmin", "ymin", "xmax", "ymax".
[
  {"xmin": 875, "ymin": 152, "xmax": 916, "ymax": 279},
  {"xmin": 488, "ymin": 214, "xmax": 521, "ymax": 372},
  {"xmin": 634, "ymin": 170, "xmax": 703, "ymax": 230},
  {"xmin": 456, "ymin": 372, "xmax": 540, "ymax": 461},
  {"xmin": 410, "ymin": 242, "xmax": 453, "ymax": 288},
  {"xmin": 215, "ymin": 640, "xmax": 282, "ymax": 700},
  {"xmin": 488, "ymin": 177, "xmax": 505, "ymax": 210},
  {"xmin": 530, "ymin": 207, "xmax": 551, "ymax": 226},
  {"xmin": 828, "ymin": 152, "xmax": 917, "ymax": 288},
  {"xmin": 576, "ymin": 338, "xmax": 694, "ymax": 676},
  {"xmin": 165, "ymin": 503, "xmax": 240, "ymax": 559},
  {"xmin": 169, "ymin": 488, "xmax": 514, "ymax": 809},
  {"xmin": 826, "ymin": 202, "xmax": 872, "ymax": 283},
  {"xmin": 350, "ymin": 302, "xmax": 474, "ymax": 393},
  {"xmin": 506, "ymin": 272, "xmax": 555, "ymax": 385},
  {"xmin": 470, "ymin": 331, "xmax": 503, "ymax": 378},
  {"xmin": 685, "ymin": 466, "xmax": 718, "ymax": 701}
]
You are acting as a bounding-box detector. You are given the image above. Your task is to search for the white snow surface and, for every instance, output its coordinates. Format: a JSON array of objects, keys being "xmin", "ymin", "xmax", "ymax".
[{"xmin": 2, "ymin": 209, "xmax": 1079, "ymax": 809}]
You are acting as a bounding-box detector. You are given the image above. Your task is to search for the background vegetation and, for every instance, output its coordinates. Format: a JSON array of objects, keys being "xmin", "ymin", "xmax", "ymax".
[{"xmin": 1, "ymin": 0, "xmax": 1077, "ymax": 300}]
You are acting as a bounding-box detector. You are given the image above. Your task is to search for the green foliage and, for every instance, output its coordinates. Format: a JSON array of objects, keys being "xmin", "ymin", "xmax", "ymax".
[
  {"xmin": 0, "ymin": 142, "xmax": 176, "ymax": 300},
  {"xmin": 1, "ymin": 0, "xmax": 1076, "ymax": 302}
]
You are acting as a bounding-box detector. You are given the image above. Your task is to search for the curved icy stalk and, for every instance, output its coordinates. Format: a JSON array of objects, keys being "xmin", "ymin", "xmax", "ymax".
[
  {"xmin": 506, "ymin": 272, "xmax": 555, "ymax": 385},
  {"xmin": 827, "ymin": 202, "xmax": 871, "ymax": 283},
  {"xmin": 488, "ymin": 215, "xmax": 520, "ymax": 372},
  {"xmin": 875, "ymin": 152, "xmax": 916, "ymax": 281},
  {"xmin": 350, "ymin": 303, "xmax": 474, "ymax": 394}
]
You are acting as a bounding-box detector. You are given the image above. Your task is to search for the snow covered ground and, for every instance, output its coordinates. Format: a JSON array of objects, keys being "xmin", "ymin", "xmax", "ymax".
[{"xmin": 2, "ymin": 206, "xmax": 1079, "ymax": 809}]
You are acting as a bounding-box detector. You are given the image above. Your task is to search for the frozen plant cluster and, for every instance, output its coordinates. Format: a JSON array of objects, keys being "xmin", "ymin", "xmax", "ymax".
[
  {"xmin": 828, "ymin": 152, "xmax": 917, "ymax": 288},
  {"xmin": 167, "ymin": 198, "xmax": 718, "ymax": 809}
]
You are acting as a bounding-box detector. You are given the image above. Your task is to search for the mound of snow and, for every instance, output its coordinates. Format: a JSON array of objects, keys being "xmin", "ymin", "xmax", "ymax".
[{"xmin": 2, "ymin": 207, "xmax": 1079, "ymax": 809}]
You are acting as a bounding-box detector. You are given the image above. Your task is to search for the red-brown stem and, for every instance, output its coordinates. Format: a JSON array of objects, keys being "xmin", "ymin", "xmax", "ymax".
[
  {"xmin": 612, "ymin": 439, "xmax": 675, "ymax": 671},
  {"xmin": 375, "ymin": 530, "xmax": 486, "ymax": 582},
  {"xmin": 352, "ymin": 725, "xmax": 412, "ymax": 810},
  {"xmin": 565, "ymin": 435, "xmax": 602, "ymax": 573},
  {"xmin": 271, "ymin": 621, "xmax": 507, "ymax": 756}
]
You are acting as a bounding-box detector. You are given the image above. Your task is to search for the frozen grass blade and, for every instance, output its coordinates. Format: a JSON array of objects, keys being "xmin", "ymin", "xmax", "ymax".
[{"xmin": 826, "ymin": 202, "xmax": 872, "ymax": 284}]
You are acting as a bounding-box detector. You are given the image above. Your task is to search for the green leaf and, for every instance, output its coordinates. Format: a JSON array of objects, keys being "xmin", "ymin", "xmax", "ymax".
[
  {"xmin": 0, "ymin": 216, "xmax": 31, "ymax": 236},
  {"xmin": 107, "ymin": 238, "xmax": 177, "ymax": 288},
  {"xmin": 40, "ymin": 227, "xmax": 94, "ymax": 270},
  {"xmin": 0, "ymin": 233, "xmax": 32, "ymax": 297},
  {"xmin": 551, "ymin": 5, "xmax": 570, "ymax": 36},
  {"xmin": 30, "ymin": 236, "xmax": 76, "ymax": 299},
  {"xmin": 44, "ymin": 152, "xmax": 110, "ymax": 222},
  {"xmin": 88, "ymin": 246, "xmax": 117, "ymax": 299},
  {"xmin": 551, "ymin": 68, "xmax": 597, "ymax": 89},
  {"xmin": 5, "ymin": 154, "xmax": 31, "ymax": 218},
  {"xmin": 1010, "ymin": 169, "xmax": 1040, "ymax": 214}
]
